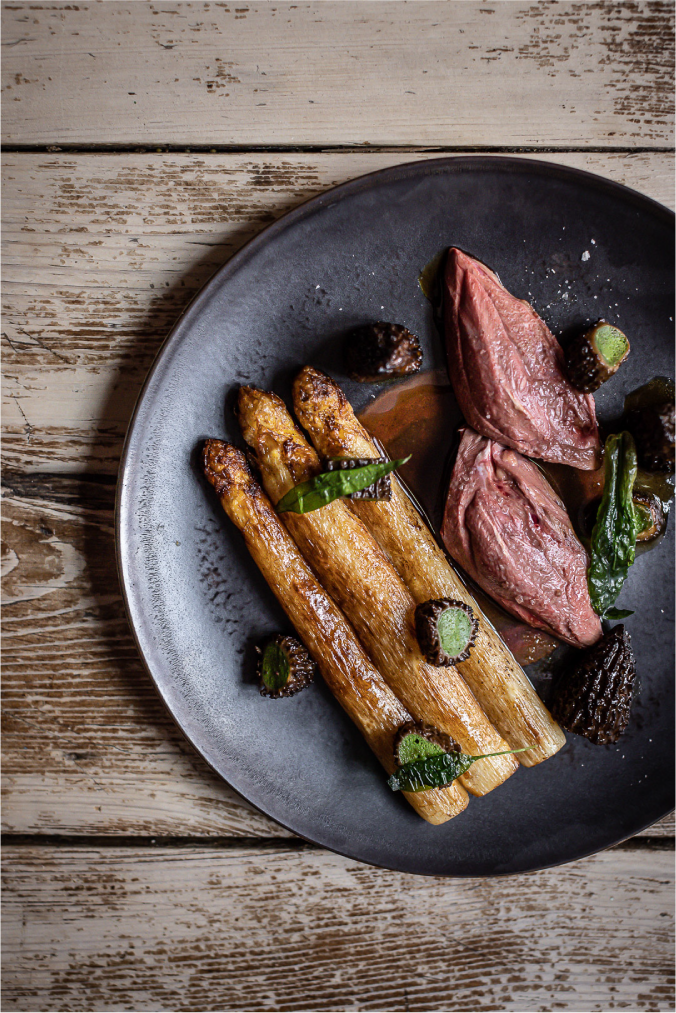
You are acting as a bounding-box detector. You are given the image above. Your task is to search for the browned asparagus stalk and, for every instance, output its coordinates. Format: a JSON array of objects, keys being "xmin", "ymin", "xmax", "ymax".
[
  {"xmin": 236, "ymin": 388, "xmax": 518, "ymax": 796},
  {"xmin": 292, "ymin": 366, "xmax": 565, "ymax": 766},
  {"xmin": 202, "ymin": 440, "xmax": 467, "ymax": 824}
]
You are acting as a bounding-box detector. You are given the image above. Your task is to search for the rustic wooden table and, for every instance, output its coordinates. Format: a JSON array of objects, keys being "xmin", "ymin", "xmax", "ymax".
[{"xmin": 2, "ymin": 3, "xmax": 674, "ymax": 1011}]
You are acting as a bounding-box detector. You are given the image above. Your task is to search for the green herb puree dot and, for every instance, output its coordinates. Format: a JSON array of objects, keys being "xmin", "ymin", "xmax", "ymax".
[
  {"xmin": 595, "ymin": 324, "xmax": 629, "ymax": 368},
  {"xmin": 397, "ymin": 733, "xmax": 445, "ymax": 766},
  {"xmin": 437, "ymin": 608, "xmax": 474, "ymax": 660}
]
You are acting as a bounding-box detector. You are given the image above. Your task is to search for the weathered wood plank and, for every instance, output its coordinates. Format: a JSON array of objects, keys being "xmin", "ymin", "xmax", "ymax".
[
  {"xmin": 3, "ymin": 150, "xmax": 674, "ymax": 474},
  {"xmin": 2, "ymin": 843, "xmax": 673, "ymax": 1012},
  {"xmin": 1, "ymin": 473, "xmax": 292, "ymax": 838},
  {"xmin": 2, "ymin": 470, "xmax": 672, "ymax": 840},
  {"xmin": 2, "ymin": 1, "xmax": 674, "ymax": 148},
  {"xmin": 2, "ymin": 152, "xmax": 674, "ymax": 839}
]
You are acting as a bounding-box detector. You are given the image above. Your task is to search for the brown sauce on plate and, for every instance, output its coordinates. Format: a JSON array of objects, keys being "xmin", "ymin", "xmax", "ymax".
[
  {"xmin": 358, "ymin": 369, "xmax": 458, "ymax": 522},
  {"xmin": 358, "ymin": 370, "xmax": 561, "ymax": 666},
  {"xmin": 358, "ymin": 370, "xmax": 672, "ymax": 668}
]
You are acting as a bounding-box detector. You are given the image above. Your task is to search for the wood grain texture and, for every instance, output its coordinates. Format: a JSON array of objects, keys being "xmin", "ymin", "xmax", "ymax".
[
  {"xmin": 1, "ymin": 471, "xmax": 292, "ymax": 837},
  {"xmin": 2, "ymin": 1, "xmax": 674, "ymax": 147},
  {"xmin": 1, "ymin": 469, "xmax": 672, "ymax": 839},
  {"xmin": 2, "ymin": 150, "xmax": 674, "ymax": 839},
  {"xmin": 2, "ymin": 842, "xmax": 674, "ymax": 1012},
  {"xmin": 3, "ymin": 150, "xmax": 674, "ymax": 474}
]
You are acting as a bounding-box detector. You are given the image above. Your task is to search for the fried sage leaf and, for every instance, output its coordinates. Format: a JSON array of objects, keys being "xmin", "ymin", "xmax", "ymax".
[
  {"xmin": 603, "ymin": 606, "xmax": 634, "ymax": 620},
  {"xmin": 588, "ymin": 432, "xmax": 638, "ymax": 618},
  {"xmin": 325, "ymin": 456, "xmax": 393, "ymax": 500},
  {"xmin": 388, "ymin": 747, "xmax": 533, "ymax": 793},
  {"xmin": 276, "ymin": 456, "xmax": 410, "ymax": 514}
]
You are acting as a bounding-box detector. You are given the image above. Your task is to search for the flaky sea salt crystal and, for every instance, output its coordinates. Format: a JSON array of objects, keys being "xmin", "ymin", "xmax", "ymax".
[{"xmin": 581, "ymin": 250, "xmax": 591, "ymax": 262}]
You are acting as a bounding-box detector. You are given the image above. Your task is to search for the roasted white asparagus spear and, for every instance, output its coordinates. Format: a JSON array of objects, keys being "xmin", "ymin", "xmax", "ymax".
[
  {"xmin": 236, "ymin": 389, "xmax": 518, "ymax": 796},
  {"xmin": 292, "ymin": 366, "xmax": 565, "ymax": 765},
  {"xmin": 202, "ymin": 440, "xmax": 468, "ymax": 824}
]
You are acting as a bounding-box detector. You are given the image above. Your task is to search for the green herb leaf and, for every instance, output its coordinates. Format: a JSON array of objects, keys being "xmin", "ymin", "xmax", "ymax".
[
  {"xmin": 388, "ymin": 747, "xmax": 534, "ymax": 793},
  {"xmin": 276, "ymin": 456, "xmax": 410, "ymax": 514},
  {"xmin": 603, "ymin": 607, "xmax": 635, "ymax": 620},
  {"xmin": 388, "ymin": 752, "xmax": 473, "ymax": 792},
  {"xmin": 588, "ymin": 432, "xmax": 638, "ymax": 617}
]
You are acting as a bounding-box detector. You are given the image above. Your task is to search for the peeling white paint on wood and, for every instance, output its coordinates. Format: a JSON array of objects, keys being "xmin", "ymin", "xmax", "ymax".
[
  {"xmin": 1, "ymin": 844, "xmax": 674, "ymax": 1012},
  {"xmin": 3, "ymin": 151, "xmax": 674, "ymax": 473},
  {"xmin": 1, "ymin": 482, "xmax": 291, "ymax": 838},
  {"xmin": 2, "ymin": 151, "xmax": 674, "ymax": 841},
  {"xmin": 2, "ymin": 453, "xmax": 673, "ymax": 841},
  {"xmin": 1, "ymin": 2, "xmax": 674, "ymax": 146},
  {"xmin": 2, "ymin": 5, "xmax": 673, "ymax": 1006}
]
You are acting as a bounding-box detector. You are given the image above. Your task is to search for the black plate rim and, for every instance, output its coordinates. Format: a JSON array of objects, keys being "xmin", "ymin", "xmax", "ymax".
[{"xmin": 116, "ymin": 155, "xmax": 675, "ymax": 876}]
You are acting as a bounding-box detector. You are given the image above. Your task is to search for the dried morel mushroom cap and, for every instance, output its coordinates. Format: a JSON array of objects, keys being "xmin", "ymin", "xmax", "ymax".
[
  {"xmin": 626, "ymin": 402, "xmax": 675, "ymax": 473},
  {"xmin": 551, "ymin": 625, "xmax": 637, "ymax": 744},
  {"xmin": 415, "ymin": 599, "xmax": 478, "ymax": 666},
  {"xmin": 325, "ymin": 456, "xmax": 392, "ymax": 501},
  {"xmin": 565, "ymin": 321, "xmax": 630, "ymax": 393},
  {"xmin": 257, "ymin": 635, "xmax": 315, "ymax": 698},
  {"xmin": 393, "ymin": 721, "xmax": 461, "ymax": 767},
  {"xmin": 345, "ymin": 321, "xmax": 423, "ymax": 383}
]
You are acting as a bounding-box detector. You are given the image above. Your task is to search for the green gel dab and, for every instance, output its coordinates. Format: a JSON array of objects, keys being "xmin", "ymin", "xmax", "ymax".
[
  {"xmin": 437, "ymin": 608, "xmax": 474, "ymax": 661},
  {"xmin": 594, "ymin": 324, "xmax": 629, "ymax": 367},
  {"xmin": 396, "ymin": 733, "xmax": 445, "ymax": 766}
]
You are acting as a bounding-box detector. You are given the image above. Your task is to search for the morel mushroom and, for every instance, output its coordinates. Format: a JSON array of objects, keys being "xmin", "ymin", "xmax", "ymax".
[
  {"xmin": 565, "ymin": 321, "xmax": 630, "ymax": 393},
  {"xmin": 257, "ymin": 634, "xmax": 315, "ymax": 698},
  {"xmin": 551, "ymin": 625, "xmax": 637, "ymax": 744},
  {"xmin": 414, "ymin": 598, "xmax": 478, "ymax": 666},
  {"xmin": 345, "ymin": 322, "xmax": 423, "ymax": 382},
  {"xmin": 633, "ymin": 490, "xmax": 668, "ymax": 543},
  {"xmin": 626, "ymin": 402, "xmax": 675, "ymax": 473}
]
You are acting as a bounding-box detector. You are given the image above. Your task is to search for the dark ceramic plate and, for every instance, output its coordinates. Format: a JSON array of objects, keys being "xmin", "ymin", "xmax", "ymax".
[{"xmin": 117, "ymin": 157, "xmax": 674, "ymax": 876}]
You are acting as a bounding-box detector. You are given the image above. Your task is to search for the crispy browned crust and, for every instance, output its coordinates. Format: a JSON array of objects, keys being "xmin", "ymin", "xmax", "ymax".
[
  {"xmin": 202, "ymin": 438, "xmax": 468, "ymax": 824},
  {"xmin": 292, "ymin": 367, "xmax": 566, "ymax": 766},
  {"xmin": 235, "ymin": 390, "xmax": 518, "ymax": 796}
]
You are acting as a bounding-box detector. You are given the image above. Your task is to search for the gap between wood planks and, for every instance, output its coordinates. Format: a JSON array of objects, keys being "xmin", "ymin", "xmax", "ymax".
[
  {"xmin": 3, "ymin": 144, "xmax": 676, "ymax": 154},
  {"xmin": 2, "ymin": 834, "xmax": 674, "ymax": 852},
  {"xmin": 3, "ymin": 148, "xmax": 673, "ymax": 849}
]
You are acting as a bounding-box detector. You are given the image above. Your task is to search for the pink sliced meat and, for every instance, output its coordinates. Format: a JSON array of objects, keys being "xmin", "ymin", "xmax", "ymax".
[
  {"xmin": 441, "ymin": 428, "xmax": 602, "ymax": 648},
  {"xmin": 444, "ymin": 248, "xmax": 601, "ymax": 470}
]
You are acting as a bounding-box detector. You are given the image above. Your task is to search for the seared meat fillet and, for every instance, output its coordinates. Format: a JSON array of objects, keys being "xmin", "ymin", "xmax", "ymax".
[
  {"xmin": 444, "ymin": 248, "xmax": 601, "ymax": 470},
  {"xmin": 441, "ymin": 428, "xmax": 602, "ymax": 648}
]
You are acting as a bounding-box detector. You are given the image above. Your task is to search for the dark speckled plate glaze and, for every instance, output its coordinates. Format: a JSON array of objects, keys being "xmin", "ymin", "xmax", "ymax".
[{"xmin": 117, "ymin": 157, "xmax": 674, "ymax": 876}]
